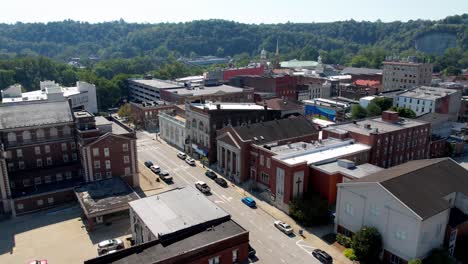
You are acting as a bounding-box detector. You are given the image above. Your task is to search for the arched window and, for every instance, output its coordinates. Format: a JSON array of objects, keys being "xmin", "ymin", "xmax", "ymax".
[
  {"xmin": 22, "ymin": 131, "xmax": 31, "ymax": 141},
  {"xmin": 49, "ymin": 127, "xmax": 58, "ymax": 137},
  {"xmin": 7, "ymin": 132, "xmax": 16, "ymax": 142},
  {"xmin": 63, "ymin": 126, "xmax": 71, "ymax": 136},
  {"xmin": 199, "ymin": 121, "xmax": 204, "ymax": 132},
  {"xmin": 192, "ymin": 118, "xmax": 197, "ymax": 128},
  {"xmin": 36, "ymin": 129, "xmax": 45, "ymax": 138}
]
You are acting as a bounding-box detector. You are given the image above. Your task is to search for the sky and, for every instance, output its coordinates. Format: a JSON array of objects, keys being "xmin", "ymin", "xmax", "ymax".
[{"xmin": 1, "ymin": 0, "xmax": 467, "ymax": 24}]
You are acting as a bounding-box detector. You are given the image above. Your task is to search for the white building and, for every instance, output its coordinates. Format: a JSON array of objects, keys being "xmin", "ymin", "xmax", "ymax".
[
  {"xmin": 158, "ymin": 112, "xmax": 186, "ymax": 151},
  {"xmin": 1, "ymin": 81, "xmax": 98, "ymax": 113},
  {"xmin": 359, "ymin": 96, "xmax": 376, "ymax": 108},
  {"xmin": 335, "ymin": 158, "xmax": 468, "ymax": 263}
]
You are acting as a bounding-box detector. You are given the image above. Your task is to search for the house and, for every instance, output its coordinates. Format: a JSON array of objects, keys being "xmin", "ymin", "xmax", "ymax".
[{"xmin": 335, "ymin": 158, "xmax": 468, "ymax": 263}]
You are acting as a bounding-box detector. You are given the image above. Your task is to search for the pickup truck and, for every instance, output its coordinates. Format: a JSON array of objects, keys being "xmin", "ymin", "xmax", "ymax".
[{"xmin": 195, "ymin": 181, "xmax": 211, "ymax": 194}]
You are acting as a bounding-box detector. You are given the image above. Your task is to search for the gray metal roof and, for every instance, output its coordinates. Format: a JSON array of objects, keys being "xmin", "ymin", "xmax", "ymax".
[
  {"xmin": 0, "ymin": 100, "xmax": 73, "ymax": 130},
  {"xmin": 129, "ymin": 187, "xmax": 229, "ymax": 238}
]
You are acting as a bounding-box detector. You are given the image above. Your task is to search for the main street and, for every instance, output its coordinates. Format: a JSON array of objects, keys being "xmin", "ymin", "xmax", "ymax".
[{"xmin": 136, "ymin": 131, "xmax": 350, "ymax": 264}]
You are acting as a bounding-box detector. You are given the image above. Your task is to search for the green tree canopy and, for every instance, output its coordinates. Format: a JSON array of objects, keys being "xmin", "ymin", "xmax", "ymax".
[
  {"xmin": 366, "ymin": 102, "xmax": 382, "ymax": 117},
  {"xmin": 351, "ymin": 105, "xmax": 368, "ymax": 119},
  {"xmin": 351, "ymin": 227, "xmax": 383, "ymax": 263}
]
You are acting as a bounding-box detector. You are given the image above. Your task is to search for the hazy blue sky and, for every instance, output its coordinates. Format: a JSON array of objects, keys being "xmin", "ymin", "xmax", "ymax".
[{"xmin": 1, "ymin": 0, "xmax": 467, "ymax": 24}]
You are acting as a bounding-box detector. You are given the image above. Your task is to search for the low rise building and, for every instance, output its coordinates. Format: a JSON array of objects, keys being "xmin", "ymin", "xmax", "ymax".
[
  {"xmin": 296, "ymin": 76, "xmax": 331, "ymax": 100},
  {"xmin": 335, "ymin": 158, "xmax": 468, "ymax": 263},
  {"xmin": 257, "ymin": 98, "xmax": 303, "ymax": 117},
  {"xmin": 158, "ymin": 111, "xmax": 186, "ymax": 151},
  {"xmin": 394, "ymin": 86, "xmax": 461, "ymax": 119},
  {"xmin": 341, "ymin": 67, "xmax": 383, "ymax": 84},
  {"xmin": 128, "ymin": 78, "xmax": 184, "ymax": 102},
  {"xmin": 129, "ymin": 101, "xmax": 176, "ymax": 132},
  {"xmin": 160, "ymin": 84, "xmax": 254, "ymax": 104}
]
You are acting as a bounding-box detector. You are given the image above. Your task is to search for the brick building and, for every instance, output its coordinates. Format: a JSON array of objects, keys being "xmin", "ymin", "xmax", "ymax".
[
  {"xmin": 296, "ymin": 76, "xmax": 331, "ymax": 100},
  {"xmin": 341, "ymin": 67, "xmax": 383, "ymax": 84},
  {"xmin": 129, "ymin": 101, "xmax": 176, "ymax": 132},
  {"xmin": 229, "ymin": 74, "xmax": 298, "ymax": 101},
  {"xmin": 323, "ymin": 111, "xmax": 431, "ymax": 168},
  {"xmin": 185, "ymin": 102, "xmax": 282, "ymax": 164},
  {"xmin": 382, "ymin": 59, "xmax": 433, "ymax": 91},
  {"xmin": 0, "ymin": 99, "xmax": 139, "ymax": 217}
]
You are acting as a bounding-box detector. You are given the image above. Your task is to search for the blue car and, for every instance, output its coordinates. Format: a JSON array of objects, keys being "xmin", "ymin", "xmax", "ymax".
[{"xmin": 241, "ymin": 197, "xmax": 256, "ymax": 208}]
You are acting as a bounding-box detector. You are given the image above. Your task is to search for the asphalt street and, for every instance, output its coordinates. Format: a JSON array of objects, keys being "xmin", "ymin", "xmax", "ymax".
[{"xmin": 136, "ymin": 131, "xmax": 334, "ymax": 264}]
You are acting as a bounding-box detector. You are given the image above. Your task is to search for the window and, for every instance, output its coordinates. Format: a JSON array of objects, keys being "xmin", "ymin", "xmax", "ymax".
[
  {"xmin": 123, "ymin": 143, "xmax": 129, "ymax": 152},
  {"xmin": 105, "ymin": 160, "xmax": 111, "ymax": 170},
  {"xmin": 5, "ymin": 151, "xmax": 12, "ymax": 159},
  {"xmin": 371, "ymin": 205, "xmax": 380, "ymax": 216},
  {"xmin": 93, "ymin": 148, "xmax": 99, "ymax": 157},
  {"xmin": 7, "ymin": 132, "xmax": 16, "ymax": 142},
  {"xmin": 36, "ymin": 159, "xmax": 43, "ymax": 167},
  {"xmin": 46, "ymin": 157, "xmax": 52, "ymax": 166},
  {"xmin": 34, "ymin": 177, "xmax": 42, "ymax": 185},
  {"xmin": 17, "ymin": 203, "xmax": 24, "ymax": 210},
  {"xmin": 106, "ymin": 171, "xmax": 112, "ymax": 178},
  {"xmin": 390, "ymin": 254, "xmax": 403, "ymax": 264},
  {"xmin": 260, "ymin": 155, "xmax": 264, "ymax": 166},
  {"xmin": 63, "ymin": 154, "xmax": 69, "ymax": 162},
  {"xmin": 208, "ymin": 256, "xmax": 220, "ymax": 264},
  {"xmin": 124, "ymin": 155, "xmax": 130, "ymax": 164},
  {"xmin": 23, "ymin": 178, "xmax": 31, "ymax": 187},
  {"xmin": 17, "ymin": 149, "xmax": 23, "ymax": 158},
  {"xmin": 124, "ymin": 167, "xmax": 131, "ymax": 176},
  {"xmin": 22, "ymin": 130, "xmax": 31, "ymax": 141},
  {"xmin": 45, "ymin": 145, "xmax": 50, "ymax": 153},
  {"xmin": 48, "ymin": 197, "xmax": 54, "ymax": 204},
  {"xmin": 70, "ymin": 142, "xmax": 76, "ymax": 150},
  {"xmin": 395, "ymin": 230, "xmax": 407, "ymax": 240},
  {"xmin": 266, "ymin": 158, "xmax": 271, "ymax": 168},
  {"xmin": 56, "ymin": 173, "xmax": 63, "ymax": 182},
  {"xmin": 7, "ymin": 163, "xmax": 14, "ymax": 171},
  {"xmin": 104, "ymin": 148, "xmax": 110, "ymax": 157},
  {"xmin": 37, "ymin": 199, "xmax": 44, "ymax": 206},
  {"xmin": 261, "ymin": 172, "xmax": 269, "ymax": 184},
  {"xmin": 18, "ymin": 161, "xmax": 25, "ymax": 170},
  {"xmin": 63, "ymin": 126, "xmax": 71, "ymax": 135},
  {"xmin": 65, "ymin": 171, "xmax": 72, "ymax": 179},
  {"xmin": 61, "ymin": 143, "xmax": 67, "ymax": 151},
  {"xmin": 35, "ymin": 146, "xmax": 41, "ymax": 155},
  {"xmin": 36, "ymin": 129, "xmax": 45, "ymax": 138},
  {"xmin": 95, "ymin": 172, "xmax": 102, "ymax": 180},
  {"xmin": 345, "ymin": 202, "xmax": 354, "ymax": 216},
  {"xmin": 94, "ymin": 161, "xmax": 101, "ymax": 169},
  {"xmin": 72, "ymin": 153, "xmax": 77, "ymax": 161},
  {"xmin": 232, "ymin": 249, "xmax": 239, "ymax": 262},
  {"xmin": 45, "ymin": 175, "xmax": 52, "ymax": 183},
  {"xmin": 49, "ymin": 127, "xmax": 58, "ymax": 137}
]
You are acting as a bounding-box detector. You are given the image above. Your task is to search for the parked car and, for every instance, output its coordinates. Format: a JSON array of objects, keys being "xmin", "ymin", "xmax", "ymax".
[
  {"xmin": 248, "ymin": 244, "xmax": 256, "ymax": 258},
  {"xmin": 159, "ymin": 171, "xmax": 173, "ymax": 182},
  {"xmin": 214, "ymin": 177, "xmax": 228, "ymax": 187},
  {"xmin": 205, "ymin": 169, "xmax": 217, "ymax": 179},
  {"xmin": 274, "ymin": 220, "xmax": 293, "ymax": 235},
  {"xmin": 177, "ymin": 152, "xmax": 187, "ymax": 159},
  {"xmin": 150, "ymin": 165, "xmax": 160, "ymax": 174},
  {"xmin": 144, "ymin": 161, "xmax": 153, "ymax": 168},
  {"xmin": 185, "ymin": 157, "xmax": 195, "ymax": 166},
  {"xmin": 312, "ymin": 249, "xmax": 333, "ymax": 264},
  {"xmin": 28, "ymin": 261, "xmax": 48, "ymax": 264},
  {"xmin": 97, "ymin": 239, "xmax": 124, "ymax": 255},
  {"xmin": 241, "ymin": 197, "xmax": 256, "ymax": 208},
  {"xmin": 195, "ymin": 181, "xmax": 211, "ymax": 194}
]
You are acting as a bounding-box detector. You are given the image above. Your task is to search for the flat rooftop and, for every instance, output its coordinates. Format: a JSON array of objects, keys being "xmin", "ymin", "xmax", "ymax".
[
  {"xmin": 84, "ymin": 219, "xmax": 247, "ymax": 264},
  {"xmin": 313, "ymin": 160, "xmax": 384, "ymax": 179},
  {"xmin": 129, "ymin": 79, "xmax": 183, "ymax": 89},
  {"xmin": 167, "ymin": 84, "xmax": 244, "ymax": 96},
  {"xmin": 95, "ymin": 116, "xmax": 112, "ymax": 126},
  {"xmin": 326, "ymin": 116, "xmax": 427, "ymax": 136},
  {"xmin": 75, "ymin": 177, "xmax": 140, "ymax": 218},
  {"xmin": 271, "ymin": 139, "xmax": 371, "ymax": 166},
  {"xmin": 129, "ymin": 187, "xmax": 229, "ymax": 238},
  {"xmin": 398, "ymin": 86, "xmax": 458, "ymax": 100},
  {"xmin": 111, "ymin": 122, "xmax": 132, "ymax": 135},
  {"xmin": 191, "ymin": 102, "xmax": 267, "ymax": 111}
]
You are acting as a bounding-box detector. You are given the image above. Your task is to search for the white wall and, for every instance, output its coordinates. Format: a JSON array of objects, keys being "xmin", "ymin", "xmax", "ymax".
[
  {"xmin": 416, "ymin": 210, "xmax": 449, "ymax": 258},
  {"xmin": 395, "ymin": 96, "xmax": 434, "ymax": 116},
  {"xmin": 455, "ymin": 192, "xmax": 468, "ymax": 214}
]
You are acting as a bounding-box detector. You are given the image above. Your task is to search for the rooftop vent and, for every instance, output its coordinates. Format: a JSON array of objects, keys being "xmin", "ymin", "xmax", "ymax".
[{"xmin": 260, "ymin": 136, "xmax": 264, "ymax": 140}]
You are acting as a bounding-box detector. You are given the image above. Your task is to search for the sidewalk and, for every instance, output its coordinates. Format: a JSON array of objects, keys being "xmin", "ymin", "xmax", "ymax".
[{"xmin": 137, "ymin": 161, "xmax": 170, "ymax": 197}]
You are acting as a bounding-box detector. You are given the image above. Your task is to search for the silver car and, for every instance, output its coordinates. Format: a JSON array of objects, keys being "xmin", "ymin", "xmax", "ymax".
[
  {"xmin": 274, "ymin": 220, "xmax": 293, "ymax": 235},
  {"xmin": 97, "ymin": 239, "xmax": 124, "ymax": 255}
]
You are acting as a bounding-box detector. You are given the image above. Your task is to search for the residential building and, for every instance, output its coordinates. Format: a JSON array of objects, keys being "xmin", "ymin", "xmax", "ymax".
[
  {"xmin": 335, "ymin": 158, "xmax": 468, "ymax": 263},
  {"xmin": 1, "ymin": 81, "xmax": 98, "ymax": 113},
  {"xmin": 128, "ymin": 78, "xmax": 184, "ymax": 102},
  {"xmin": 158, "ymin": 111, "xmax": 186, "ymax": 151},
  {"xmin": 324, "ymin": 111, "xmax": 431, "ymax": 168},
  {"xmin": 84, "ymin": 187, "xmax": 250, "ymax": 264},
  {"xmin": 382, "ymin": 59, "xmax": 433, "ymax": 91},
  {"xmin": 129, "ymin": 101, "xmax": 176, "ymax": 132},
  {"xmin": 160, "ymin": 84, "xmax": 254, "ymax": 104},
  {"xmin": 185, "ymin": 102, "xmax": 282, "ymax": 164},
  {"xmin": 394, "ymin": 86, "xmax": 461, "ymax": 119}
]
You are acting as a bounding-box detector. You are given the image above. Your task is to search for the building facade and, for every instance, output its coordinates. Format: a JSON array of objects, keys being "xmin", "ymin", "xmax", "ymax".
[
  {"xmin": 382, "ymin": 60, "xmax": 433, "ymax": 91},
  {"xmin": 128, "ymin": 78, "xmax": 184, "ymax": 102},
  {"xmin": 160, "ymin": 84, "xmax": 254, "ymax": 104},
  {"xmin": 158, "ymin": 112, "xmax": 186, "ymax": 151},
  {"xmin": 129, "ymin": 101, "xmax": 176, "ymax": 132},
  {"xmin": 296, "ymin": 76, "xmax": 331, "ymax": 100}
]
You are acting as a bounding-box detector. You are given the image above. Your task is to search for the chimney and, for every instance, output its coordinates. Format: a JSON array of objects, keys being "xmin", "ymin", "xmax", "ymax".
[{"xmin": 382, "ymin": 110, "xmax": 399, "ymax": 122}]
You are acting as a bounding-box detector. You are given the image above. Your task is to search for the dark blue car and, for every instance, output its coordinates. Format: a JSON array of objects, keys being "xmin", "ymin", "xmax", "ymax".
[{"xmin": 241, "ymin": 197, "xmax": 256, "ymax": 208}]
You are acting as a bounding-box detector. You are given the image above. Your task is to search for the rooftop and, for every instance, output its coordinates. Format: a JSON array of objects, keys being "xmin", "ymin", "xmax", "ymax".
[
  {"xmin": 167, "ymin": 84, "xmax": 244, "ymax": 97},
  {"xmin": 95, "ymin": 116, "xmax": 112, "ymax": 126},
  {"xmin": 354, "ymin": 79, "xmax": 381, "ymax": 88},
  {"xmin": 398, "ymin": 86, "xmax": 458, "ymax": 100},
  {"xmin": 341, "ymin": 67, "xmax": 383, "ymax": 76},
  {"xmin": 280, "ymin": 59, "xmax": 319, "ymax": 68},
  {"xmin": 191, "ymin": 102, "xmax": 267, "ymax": 111},
  {"xmin": 0, "ymin": 100, "xmax": 73, "ymax": 130},
  {"xmin": 351, "ymin": 158, "xmax": 468, "ymax": 219},
  {"xmin": 84, "ymin": 219, "xmax": 247, "ymax": 264},
  {"xmin": 129, "ymin": 79, "xmax": 184, "ymax": 89},
  {"xmin": 313, "ymin": 160, "xmax": 384, "ymax": 179},
  {"xmin": 129, "ymin": 187, "xmax": 229, "ymax": 238},
  {"xmin": 259, "ymin": 98, "xmax": 303, "ymax": 111},
  {"xmin": 74, "ymin": 177, "xmax": 140, "ymax": 218}
]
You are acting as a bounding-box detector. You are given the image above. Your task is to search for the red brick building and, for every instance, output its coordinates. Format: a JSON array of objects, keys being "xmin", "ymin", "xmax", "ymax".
[
  {"xmin": 222, "ymin": 64, "xmax": 265, "ymax": 81},
  {"xmin": 323, "ymin": 111, "xmax": 431, "ymax": 168},
  {"xmin": 129, "ymin": 101, "xmax": 176, "ymax": 132},
  {"xmin": 229, "ymin": 74, "xmax": 298, "ymax": 101}
]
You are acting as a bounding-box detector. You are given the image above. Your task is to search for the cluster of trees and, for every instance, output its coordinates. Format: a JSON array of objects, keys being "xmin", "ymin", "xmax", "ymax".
[
  {"xmin": 289, "ymin": 193, "xmax": 330, "ymax": 226},
  {"xmin": 337, "ymin": 227, "xmax": 383, "ymax": 264}
]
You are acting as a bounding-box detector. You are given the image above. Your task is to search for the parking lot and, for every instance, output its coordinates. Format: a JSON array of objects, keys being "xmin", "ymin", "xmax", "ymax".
[{"xmin": 0, "ymin": 205, "xmax": 131, "ymax": 264}]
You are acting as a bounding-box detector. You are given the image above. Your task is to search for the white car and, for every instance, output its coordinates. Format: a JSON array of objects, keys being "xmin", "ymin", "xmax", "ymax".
[
  {"xmin": 177, "ymin": 152, "xmax": 187, "ymax": 159},
  {"xmin": 274, "ymin": 220, "xmax": 293, "ymax": 235},
  {"xmin": 150, "ymin": 165, "xmax": 160, "ymax": 174},
  {"xmin": 185, "ymin": 157, "xmax": 195, "ymax": 166},
  {"xmin": 97, "ymin": 239, "xmax": 124, "ymax": 255}
]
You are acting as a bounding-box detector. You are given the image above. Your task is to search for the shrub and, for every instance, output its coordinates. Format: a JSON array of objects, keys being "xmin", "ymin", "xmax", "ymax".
[
  {"xmin": 351, "ymin": 227, "xmax": 383, "ymax": 263},
  {"xmin": 289, "ymin": 194, "xmax": 330, "ymax": 226},
  {"xmin": 408, "ymin": 259, "xmax": 422, "ymax": 264},
  {"xmin": 344, "ymin": 248, "xmax": 357, "ymax": 261},
  {"xmin": 336, "ymin": 233, "xmax": 352, "ymax": 248}
]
